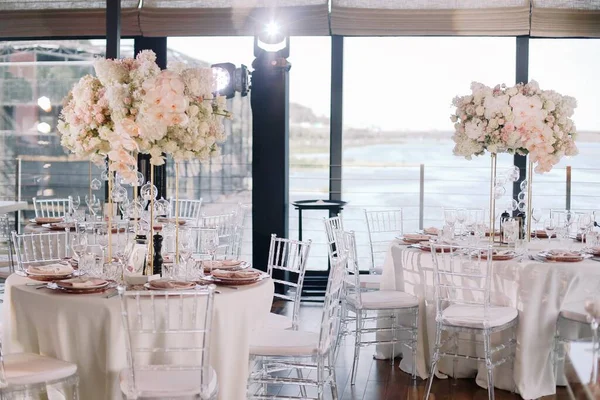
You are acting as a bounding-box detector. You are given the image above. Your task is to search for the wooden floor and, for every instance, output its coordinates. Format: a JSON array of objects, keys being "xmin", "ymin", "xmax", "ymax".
[{"xmin": 265, "ymin": 303, "xmax": 570, "ymax": 400}]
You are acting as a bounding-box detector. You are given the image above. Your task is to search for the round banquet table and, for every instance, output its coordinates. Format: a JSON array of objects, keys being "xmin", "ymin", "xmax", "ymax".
[
  {"xmin": 2, "ymin": 273, "xmax": 274, "ymax": 400},
  {"xmin": 375, "ymin": 239, "xmax": 600, "ymax": 400}
]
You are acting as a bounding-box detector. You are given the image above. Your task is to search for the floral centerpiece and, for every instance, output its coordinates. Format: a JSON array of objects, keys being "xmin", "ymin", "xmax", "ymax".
[
  {"xmin": 451, "ymin": 80, "xmax": 577, "ymax": 173},
  {"xmin": 57, "ymin": 51, "xmax": 231, "ymax": 184}
]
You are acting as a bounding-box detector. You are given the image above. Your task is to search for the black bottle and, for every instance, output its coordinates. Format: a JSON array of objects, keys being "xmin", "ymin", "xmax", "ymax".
[
  {"xmin": 516, "ymin": 211, "xmax": 526, "ymax": 239},
  {"xmin": 153, "ymin": 232, "xmax": 163, "ymax": 276},
  {"xmin": 499, "ymin": 210, "xmax": 511, "ymax": 244}
]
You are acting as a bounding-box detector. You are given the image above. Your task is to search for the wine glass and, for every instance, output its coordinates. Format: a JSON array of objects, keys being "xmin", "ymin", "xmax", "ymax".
[
  {"xmin": 544, "ymin": 218, "xmax": 557, "ymax": 243},
  {"xmin": 96, "ymin": 225, "xmax": 109, "ymax": 262},
  {"xmin": 71, "ymin": 195, "xmax": 80, "ymax": 212},
  {"xmin": 71, "ymin": 232, "xmax": 88, "ymax": 263},
  {"xmin": 444, "ymin": 209, "xmax": 457, "ymax": 231},
  {"xmin": 85, "ymin": 194, "xmax": 95, "ymax": 215},
  {"xmin": 531, "ymin": 208, "xmax": 543, "ymax": 240},
  {"xmin": 578, "ymin": 214, "xmax": 593, "ymax": 244},
  {"xmin": 91, "ymin": 198, "xmax": 102, "ymax": 220},
  {"xmin": 456, "ymin": 208, "xmax": 467, "ymax": 238}
]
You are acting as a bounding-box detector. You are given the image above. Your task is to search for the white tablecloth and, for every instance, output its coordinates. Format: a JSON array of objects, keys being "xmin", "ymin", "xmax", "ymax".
[
  {"xmin": 2, "ymin": 274, "xmax": 274, "ymax": 400},
  {"xmin": 376, "ymin": 240, "xmax": 600, "ymax": 400}
]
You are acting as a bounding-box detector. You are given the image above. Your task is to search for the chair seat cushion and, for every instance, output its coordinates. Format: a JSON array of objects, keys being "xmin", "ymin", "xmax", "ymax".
[
  {"xmin": 360, "ymin": 274, "xmax": 381, "ymax": 290},
  {"xmin": 347, "ymin": 290, "xmax": 418, "ymax": 310},
  {"xmin": 119, "ymin": 367, "xmax": 218, "ymax": 399},
  {"xmin": 560, "ymin": 302, "xmax": 588, "ymax": 323},
  {"xmin": 249, "ymin": 329, "xmax": 319, "ymax": 357},
  {"xmin": 3, "ymin": 353, "xmax": 77, "ymax": 386},
  {"xmin": 262, "ymin": 313, "xmax": 293, "ymax": 330},
  {"xmin": 442, "ymin": 304, "xmax": 518, "ymax": 329}
]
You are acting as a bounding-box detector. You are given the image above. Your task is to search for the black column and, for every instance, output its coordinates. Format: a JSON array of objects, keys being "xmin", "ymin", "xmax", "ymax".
[
  {"xmin": 329, "ymin": 36, "xmax": 343, "ymax": 217},
  {"xmin": 105, "ymin": 0, "xmax": 120, "ymax": 201},
  {"xmin": 134, "ymin": 37, "xmax": 168, "ymax": 199},
  {"xmin": 251, "ymin": 56, "xmax": 291, "ymax": 271},
  {"xmin": 513, "ymin": 36, "xmax": 529, "ymax": 211}
]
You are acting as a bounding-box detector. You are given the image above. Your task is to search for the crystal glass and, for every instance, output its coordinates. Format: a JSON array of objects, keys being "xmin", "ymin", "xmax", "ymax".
[
  {"xmin": 577, "ymin": 214, "xmax": 593, "ymax": 244},
  {"xmin": 440, "ymin": 224, "xmax": 454, "ymax": 243},
  {"xmin": 96, "ymin": 226, "xmax": 109, "ymax": 261},
  {"xmin": 531, "ymin": 208, "xmax": 543, "ymax": 240},
  {"xmin": 503, "ymin": 218, "xmax": 519, "ymax": 245},
  {"xmin": 80, "ymin": 246, "xmax": 103, "ymax": 276},
  {"xmin": 102, "ymin": 261, "xmax": 122, "ymax": 283},
  {"xmin": 90, "ymin": 199, "xmax": 102, "ymax": 219},
  {"xmin": 444, "ymin": 209, "xmax": 457, "ymax": 230},
  {"xmin": 178, "ymin": 229, "xmax": 194, "ymax": 265},
  {"xmin": 456, "ymin": 208, "xmax": 467, "ymax": 237},
  {"xmin": 70, "ymin": 232, "xmax": 88, "ymax": 260},
  {"xmin": 200, "ymin": 229, "xmax": 220, "ymax": 261},
  {"xmin": 71, "ymin": 195, "xmax": 80, "ymax": 212},
  {"xmin": 85, "ymin": 194, "xmax": 95, "ymax": 215},
  {"xmin": 544, "ymin": 218, "xmax": 557, "ymax": 243}
]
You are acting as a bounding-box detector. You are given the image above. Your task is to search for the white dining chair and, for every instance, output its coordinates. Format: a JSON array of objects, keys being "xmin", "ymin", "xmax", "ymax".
[
  {"xmin": 32, "ymin": 197, "xmax": 72, "ymax": 218},
  {"xmin": 262, "ymin": 234, "xmax": 312, "ymax": 331},
  {"xmin": 11, "ymin": 231, "xmax": 69, "ymax": 273},
  {"xmin": 424, "ymin": 243, "xmax": 518, "ymax": 400},
  {"xmin": 117, "ymin": 285, "xmax": 218, "ymax": 399},
  {"xmin": 230, "ymin": 203, "xmax": 251, "ymax": 260},
  {"xmin": 0, "ymin": 346, "xmax": 79, "ymax": 399},
  {"xmin": 247, "ymin": 254, "xmax": 346, "ymax": 399},
  {"xmin": 169, "ymin": 197, "xmax": 203, "ymax": 226},
  {"xmin": 337, "ymin": 230, "xmax": 419, "ymax": 384},
  {"xmin": 364, "ymin": 209, "xmax": 404, "ymax": 277}
]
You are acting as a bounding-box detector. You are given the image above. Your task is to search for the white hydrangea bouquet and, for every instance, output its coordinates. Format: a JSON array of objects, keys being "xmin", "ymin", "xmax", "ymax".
[
  {"xmin": 58, "ymin": 50, "xmax": 231, "ymax": 184},
  {"xmin": 451, "ymin": 80, "xmax": 578, "ymax": 173}
]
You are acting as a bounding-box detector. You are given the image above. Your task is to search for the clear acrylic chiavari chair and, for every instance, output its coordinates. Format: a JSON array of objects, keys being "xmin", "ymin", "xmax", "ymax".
[
  {"xmin": 32, "ymin": 197, "xmax": 73, "ymax": 218},
  {"xmin": 117, "ymin": 285, "xmax": 218, "ymax": 399},
  {"xmin": 11, "ymin": 231, "xmax": 70, "ymax": 273},
  {"xmin": 337, "ymin": 230, "xmax": 419, "ymax": 384},
  {"xmin": 0, "ymin": 341, "xmax": 79, "ymax": 399},
  {"xmin": 424, "ymin": 244, "xmax": 518, "ymax": 400},
  {"xmin": 0, "ymin": 214, "xmax": 14, "ymax": 273},
  {"xmin": 230, "ymin": 204, "xmax": 251, "ymax": 260},
  {"xmin": 262, "ymin": 234, "xmax": 312, "ymax": 330},
  {"xmin": 364, "ymin": 209, "xmax": 404, "ymax": 282},
  {"xmin": 199, "ymin": 213, "xmax": 237, "ymax": 258},
  {"xmin": 247, "ymin": 254, "xmax": 347, "ymax": 400},
  {"xmin": 169, "ymin": 198, "xmax": 203, "ymax": 226}
]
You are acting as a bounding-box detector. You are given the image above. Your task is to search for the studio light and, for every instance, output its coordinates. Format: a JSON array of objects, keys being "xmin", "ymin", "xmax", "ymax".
[
  {"xmin": 37, "ymin": 96, "xmax": 52, "ymax": 112},
  {"xmin": 254, "ymin": 21, "xmax": 289, "ymax": 59},
  {"xmin": 211, "ymin": 63, "xmax": 250, "ymax": 99}
]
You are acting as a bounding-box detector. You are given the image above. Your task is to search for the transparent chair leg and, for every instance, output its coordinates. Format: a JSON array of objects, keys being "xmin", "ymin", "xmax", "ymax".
[
  {"xmin": 390, "ymin": 312, "xmax": 396, "ymax": 365},
  {"xmin": 296, "ymin": 368, "xmax": 307, "ymax": 398},
  {"xmin": 452, "ymin": 332, "xmax": 459, "ymax": 382},
  {"xmin": 411, "ymin": 308, "xmax": 418, "ymax": 381},
  {"xmin": 351, "ymin": 311, "xmax": 362, "ymax": 385},
  {"xmin": 329, "ymin": 353, "xmax": 339, "ymax": 400},
  {"xmin": 424, "ymin": 322, "xmax": 442, "ymax": 400},
  {"xmin": 483, "ymin": 330, "xmax": 495, "ymax": 400},
  {"xmin": 317, "ymin": 359, "xmax": 325, "ymax": 400}
]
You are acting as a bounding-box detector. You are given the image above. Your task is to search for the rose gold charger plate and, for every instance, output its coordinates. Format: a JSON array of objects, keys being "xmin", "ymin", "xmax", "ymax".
[
  {"xmin": 54, "ymin": 277, "xmax": 111, "ymax": 294},
  {"xmin": 537, "ymin": 250, "xmax": 589, "ymax": 263},
  {"xmin": 198, "ymin": 269, "xmax": 269, "ymax": 286}
]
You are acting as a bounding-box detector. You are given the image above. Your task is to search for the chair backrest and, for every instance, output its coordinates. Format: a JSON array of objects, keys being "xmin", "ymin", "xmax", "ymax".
[
  {"xmin": 169, "ymin": 198, "xmax": 203, "ymax": 225},
  {"xmin": 32, "ymin": 197, "xmax": 72, "ymax": 218},
  {"xmin": 12, "ymin": 231, "xmax": 69, "ymax": 271},
  {"xmin": 335, "ymin": 230, "xmax": 362, "ymax": 304},
  {"xmin": 118, "ymin": 285, "xmax": 216, "ymax": 399},
  {"xmin": 364, "ymin": 209, "xmax": 403, "ymax": 272},
  {"xmin": 318, "ymin": 253, "xmax": 347, "ymax": 355},
  {"xmin": 323, "ymin": 214, "xmax": 344, "ymax": 263},
  {"xmin": 230, "ymin": 204, "xmax": 251, "ymax": 259},
  {"xmin": 0, "ymin": 214, "xmax": 10, "ymax": 240},
  {"xmin": 79, "ymin": 220, "xmax": 131, "ymax": 245},
  {"xmin": 430, "ymin": 243, "xmax": 494, "ymax": 326},
  {"xmin": 199, "ymin": 213, "xmax": 237, "ymax": 257},
  {"xmin": 267, "ymin": 234, "xmax": 312, "ymax": 329}
]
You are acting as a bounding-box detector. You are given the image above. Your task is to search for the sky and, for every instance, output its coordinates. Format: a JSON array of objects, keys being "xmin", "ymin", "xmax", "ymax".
[{"xmin": 165, "ymin": 37, "xmax": 599, "ymax": 132}]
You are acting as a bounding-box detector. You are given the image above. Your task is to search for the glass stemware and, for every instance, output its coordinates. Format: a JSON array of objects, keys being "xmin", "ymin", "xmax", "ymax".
[
  {"xmin": 456, "ymin": 208, "xmax": 467, "ymax": 238},
  {"xmin": 544, "ymin": 218, "xmax": 557, "ymax": 243},
  {"xmin": 531, "ymin": 208, "xmax": 543, "ymax": 240},
  {"xmin": 71, "ymin": 232, "xmax": 88, "ymax": 261},
  {"xmin": 444, "ymin": 209, "xmax": 457, "ymax": 232},
  {"xmin": 71, "ymin": 195, "xmax": 80, "ymax": 213},
  {"xmin": 577, "ymin": 214, "xmax": 593, "ymax": 244},
  {"xmin": 96, "ymin": 226, "xmax": 109, "ymax": 261}
]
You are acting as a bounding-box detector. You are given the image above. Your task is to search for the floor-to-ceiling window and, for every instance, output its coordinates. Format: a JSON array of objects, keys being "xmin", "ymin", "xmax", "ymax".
[{"xmin": 342, "ymin": 37, "xmax": 516, "ymax": 269}]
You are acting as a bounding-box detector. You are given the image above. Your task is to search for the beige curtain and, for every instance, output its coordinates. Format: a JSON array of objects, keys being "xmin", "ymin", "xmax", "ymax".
[
  {"xmin": 138, "ymin": 0, "xmax": 330, "ymax": 36},
  {"xmin": 0, "ymin": 1, "xmax": 141, "ymax": 38},
  {"xmin": 531, "ymin": 0, "xmax": 600, "ymax": 37},
  {"xmin": 330, "ymin": 0, "xmax": 531, "ymax": 36}
]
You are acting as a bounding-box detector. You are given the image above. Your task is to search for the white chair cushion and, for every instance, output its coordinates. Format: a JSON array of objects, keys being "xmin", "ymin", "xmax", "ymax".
[
  {"xmin": 560, "ymin": 302, "xmax": 588, "ymax": 323},
  {"xmin": 3, "ymin": 353, "xmax": 77, "ymax": 386},
  {"xmin": 249, "ymin": 329, "xmax": 319, "ymax": 357},
  {"xmin": 442, "ymin": 304, "xmax": 518, "ymax": 329},
  {"xmin": 119, "ymin": 367, "xmax": 218, "ymax": 399},
  {"xmin": 347, "ymin": 290, "xmax": 418, "ymax": 310},
  {"xmin": 262, "ymin": 312, "xmax": 293, "ymax": 330},
  {"xmin": 360, "ymin": 274, "xmax": 381, "ymax": 290}
]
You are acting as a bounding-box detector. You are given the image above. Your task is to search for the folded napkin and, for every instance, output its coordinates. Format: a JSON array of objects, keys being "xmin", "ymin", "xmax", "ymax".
[
  {"xmin": 548, "ymin": 250, "xmax": 581, "ymax": 257},
  {"xmin": 212, "ymin": 269, "xmax": 261, "ymax": 280},
  {"xmin": 202, "ymin": 260, "xmax": 223, "ymax": 269},
  {"xmin": 35, "ymin": 217, "xmax": 63, "ymax": 224},
  {"xmin": 59, "ymin": 277, "xmax": 106, "ymax": 288},
  {"xmin": 423, "ymin": 227, "xmax": 440, "ymax": 236},
  {"xmin": 148, "ymin": 279, "xmax": 195, "ymax": 290},
  {"xmin": 403, "ymin": 233, "xmax": 431, "ymax": 241},
  {"xmin": 589, "ymin": 246, "xmax": 600, "ymax": 254},
  {"xmin": 222, "ymin": 260, "xmax": 243, "ymax": 267},
  {"xmin": 27, "ymin": 263, "xmax": 73, "ymax": 276}
]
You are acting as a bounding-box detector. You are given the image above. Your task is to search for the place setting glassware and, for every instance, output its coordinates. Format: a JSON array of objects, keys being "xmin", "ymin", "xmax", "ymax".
[
  {"xmin": 544, "ymin": 217, "xmax": 558, "ymax": 243},
  {"xmin": 444, "ymin": 208, "xmax": 457, "ymax": 235},
  {"xmin": 531, "ymin": 208, "xmax": 543, "ymax": 240},
  {"xmin": 456, "ymin": 208, "xmax": 467, "ymax": 238},
  {"xmin": 70, "ymin": 232, "xmax": 88, "ymax": 275}
]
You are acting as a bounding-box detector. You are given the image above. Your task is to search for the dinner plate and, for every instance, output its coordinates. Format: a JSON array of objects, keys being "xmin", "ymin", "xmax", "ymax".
[
  {"xmin": 144, "ymin": 280, "xmax": 197, "ymax": 291},
  {"xmin": 56, "ymin": 277, "xmax": 109, "ymax": 291},
  {"xmin": 473, "ymin": 250, "xmax": 516, "ymax": 261},
  {"xmin": 397, "ymin": 234, "xmax": 432, "ymax": 244},
  {"xmin": 26, "ymin": 263, "xmax": 74, "ymax": 277},
  {"xmin": 537, "ymin": 250, "xmax": 589, "ymax": 262},
  {"xmin": 201, "ymin": 260, "xmax": 250, "ymax": 271},
  {"xmin": 199, "ymin": 270, "xmax": 269, "ymax": 286}
]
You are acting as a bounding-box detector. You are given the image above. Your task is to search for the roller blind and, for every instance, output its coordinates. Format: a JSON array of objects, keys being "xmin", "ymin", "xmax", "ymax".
[
  {"xmin": 531, "ymin": 0, "xmax": 600, "ymax": 37},
  {"xmin": 0, "ymin": 1, "xmax": 142, "ymax": 38},
  {"xmin": 138, "ymin": 0, "xmax": 330, "ymax": 36},
  {"xmin": 330, "ymin": 0, "xmax": 531, "ymax": 36}
]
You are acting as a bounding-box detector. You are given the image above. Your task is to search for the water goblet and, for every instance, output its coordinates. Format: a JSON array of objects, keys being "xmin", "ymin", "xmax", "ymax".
[
  {"xmin": 544, "ymin": 218, "xmax": 557, "ymax": 243},
  {"xmin": 96, "ymin": 226, "xmax": 109, "ymax": 261},
  {"xmin": 531, "ymin": 208, "xmax": 543, "ymax": 240},
  {"xmin": 444, "ymin": 209, "xmax": 457, "ymax": 231},
  {"xmin": 71, "ymin": 195, "xmax": 80, "ymax": 213},
  {"xmin": 71, "ymin": 232, "xmax": 88, "ymax": 261},
  {"xmin": 456, "ymin": 208, "xmax": 467, "ymax": 238}
]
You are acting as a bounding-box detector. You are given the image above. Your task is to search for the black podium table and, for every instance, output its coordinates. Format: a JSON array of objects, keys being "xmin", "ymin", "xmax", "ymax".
[{"xmin": 292, "ymin": 199, "xmax": 347, "ymax": 241}]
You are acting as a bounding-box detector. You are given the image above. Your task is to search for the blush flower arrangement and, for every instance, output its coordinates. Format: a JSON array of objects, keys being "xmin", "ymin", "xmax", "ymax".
[
  {"xmin": 57, "ymin": 50, "xmax": 231, "ymax": 184},
  {"xmin": 451, "ymin": 81, "xmax": 577, "ymax": 173}
]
